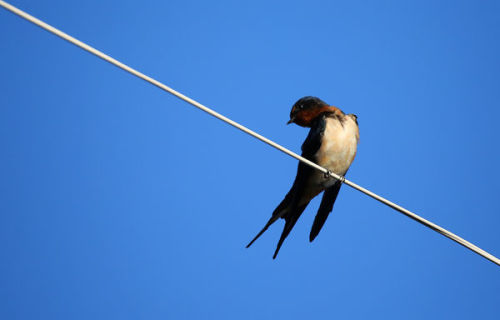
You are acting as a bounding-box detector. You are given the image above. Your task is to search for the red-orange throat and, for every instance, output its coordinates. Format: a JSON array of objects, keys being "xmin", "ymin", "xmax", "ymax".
[{"xmin": 294, "ymin": 106, "xmax": 341, "ymax": 127}]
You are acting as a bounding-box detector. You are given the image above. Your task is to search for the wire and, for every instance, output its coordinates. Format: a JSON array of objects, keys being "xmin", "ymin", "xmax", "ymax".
[{"xmin": 1, "ymin": 0, "xmax": 499, "ymax": 266}]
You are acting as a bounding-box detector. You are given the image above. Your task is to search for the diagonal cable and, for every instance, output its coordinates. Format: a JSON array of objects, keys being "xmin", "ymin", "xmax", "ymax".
[{"xmin": 1, "ymin": 0, "xmax": 498, "ymax": 266}]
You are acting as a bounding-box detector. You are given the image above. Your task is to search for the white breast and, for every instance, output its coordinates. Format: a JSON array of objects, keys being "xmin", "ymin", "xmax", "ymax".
[{"xmin": 314, "ymin": 116, "xmax": 359, "ymax": 187}]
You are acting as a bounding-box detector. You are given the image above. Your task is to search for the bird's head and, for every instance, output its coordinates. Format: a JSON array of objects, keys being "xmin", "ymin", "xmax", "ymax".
[{"xmin": 287, "ymin": 96, "xmax": 342, "ymax": 127}]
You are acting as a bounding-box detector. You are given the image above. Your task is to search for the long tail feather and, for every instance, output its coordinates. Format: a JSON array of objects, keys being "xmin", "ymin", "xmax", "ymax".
[
  {"xmin": 272, "ymin": 204, "xmax": 308, "ymax": 259},
  {"xmin": 246, "ymin": 192, "xmax": 295, "ymax": 248},
  {"xmin": 246, "ymin": 216, "xmax": 279, "ymax": 248}
]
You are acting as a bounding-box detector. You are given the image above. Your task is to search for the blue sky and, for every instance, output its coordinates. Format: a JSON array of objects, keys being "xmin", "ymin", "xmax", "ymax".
[{"xmin": 1, "ymin": 0, "xmax": 499, "ymax": 319}]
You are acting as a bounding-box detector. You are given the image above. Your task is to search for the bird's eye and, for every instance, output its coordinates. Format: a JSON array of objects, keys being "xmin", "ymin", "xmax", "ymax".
[{"xmin": 298, "ymin": 105, "xmax": 304, "ymax": 109}]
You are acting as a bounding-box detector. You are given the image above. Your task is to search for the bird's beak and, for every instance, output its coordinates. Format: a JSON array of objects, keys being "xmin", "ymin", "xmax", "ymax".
[{"xmin": 287, "ymin": 116, "xmax": 295, "ymax": 125}]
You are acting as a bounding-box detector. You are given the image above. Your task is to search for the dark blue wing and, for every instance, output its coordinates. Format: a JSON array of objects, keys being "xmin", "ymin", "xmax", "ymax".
[{"xmin": 309, "ymin": 181, "xmax": 342, "ymax": 242}]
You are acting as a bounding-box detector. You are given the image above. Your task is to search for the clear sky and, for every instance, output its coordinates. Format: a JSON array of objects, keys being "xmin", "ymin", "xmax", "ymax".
[{"xmin": 1, "ymin": 0, "xmax": 499, "ymax": 319}]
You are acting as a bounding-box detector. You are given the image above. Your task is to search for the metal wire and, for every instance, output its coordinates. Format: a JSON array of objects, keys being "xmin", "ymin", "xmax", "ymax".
[{"xmin": 1, "ymin": 0, "xmax": 498, "ymax": 266}]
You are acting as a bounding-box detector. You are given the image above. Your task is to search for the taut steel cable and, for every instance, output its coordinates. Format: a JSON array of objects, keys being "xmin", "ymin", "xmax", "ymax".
[{"xmin": 1, "ymin": 0, "xmax": 498, "ymax": 266}]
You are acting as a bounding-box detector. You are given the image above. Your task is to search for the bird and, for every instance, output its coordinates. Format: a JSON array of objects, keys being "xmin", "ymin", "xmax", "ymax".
[{"xmin": 246, "ymin": 96, "xmax": 359, "ymax": 259}]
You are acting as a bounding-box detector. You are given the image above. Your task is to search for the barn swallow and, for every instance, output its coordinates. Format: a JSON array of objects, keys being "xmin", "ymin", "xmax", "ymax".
[{"xmin": 246, "ymin": 96, "xmax": 359, "ymax": 259}]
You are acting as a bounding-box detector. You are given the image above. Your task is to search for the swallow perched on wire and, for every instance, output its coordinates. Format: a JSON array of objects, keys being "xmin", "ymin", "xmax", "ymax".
[{"xmin": 246, "ymin": 96, "xmax": 359, "ymax": 259}]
